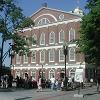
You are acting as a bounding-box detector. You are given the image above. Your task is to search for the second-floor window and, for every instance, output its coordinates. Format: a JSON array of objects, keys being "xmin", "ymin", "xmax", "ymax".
[
  {"xmin": 40, "ymin": 50, "xmax": 45, "ymax": 63},
  {"xmin": 69, "ymin": 47, "xmax": 75, "ymax": 61},
  {"xmin": 69, "ymin": 28, "xmax": 75, "ymax": 42},
  {"xmin": 23, "ymin": 53, "xmax": 28, "ymax": 63},
  {"xmin": 32, "ymin": 34, "xmax": 37, "ymax": 46},
  {"xmin": 31, "ymin": 51, "xmax": 36, "ymax": 63},
  {"xmin": 49, "ymin": 49, "xmax": 55, "ymax": 62},
  {"xmin": 59, "ymin": 49, "xmax": 64, "ymax": 61},
  {"xmin": 16, "ymin": 53, "xmax": 21, "ymax": 64},
  {"xmin": 59, "ymin": 30, "xmax": 64, "ymax": 43},
  {"xmin": 40, "ymin": 33, "xmax": 45, "ymax": 45},
  {"xmin": 49, "ymin": 32, "xmax": 55, "ymax": 44}
]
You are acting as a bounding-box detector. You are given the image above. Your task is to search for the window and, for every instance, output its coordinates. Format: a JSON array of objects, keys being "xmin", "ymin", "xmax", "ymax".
[
  {"xmin": 31, "ymin": 51, "xmax": 36, "ymax": 63},
  {"xmin": 40, "ymin": 50, "xmax": 45, "ymax": 63},
  {"xmin": 38, "ymin": 18, "xmax": 50, "ymax": 26},
  {"xmin": 31, "ymin": 70, "xmax": 36, "ymax": 80},
  {"xmin": 49, "ymin": 32, "xmax": 55, "ymax": 44},
  {"xmin": 40, "ymin": 33, "xmax": 45, "ymax": 45},
  {"xmin": 23, "ymin": 53, "xmax": 28, "ymax": 63},
  {"xmin": 69, "ymin": 28, "xmax": 75, "ymax": 41},
  {"xmin": 59, "ymin": 30, "xmax": 64, "ymax": 43},
  {"xmin": 59, "ymin": 49, "xmax": 64, "ymax": 61},
  {"xmin": 49, "ymin": 49, "xmax": 55, "ymax": 62},
  {"xmin": 32, "ymin": 34, "xmax": 37, "ymax": 46},
  {"xmin": 16, "ymin": 53, "xmax": 21, "ymax": 64},
  {"xmin": 15, "ymin": 70, "xmax": 20, "ymax": 78},
  {"xmin": 59, "ymin": 14, "xmax": 64, "ymax": 21},
  {"xmin": 69, "ymin": 48, "xmax": 75, "ymax": 61},
  {"xmin": 49, "ymin": 69, "xmax": 55, "ymax": 79},
  {"xmin": 69, "ymin": 69, "xmax": 76, "ymax": 78}
]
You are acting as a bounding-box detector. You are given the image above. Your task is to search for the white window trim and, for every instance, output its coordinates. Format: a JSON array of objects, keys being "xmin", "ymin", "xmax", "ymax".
[
  {"xmin": 40, "ymin": 33, "xmax": 45, "ymax": 45},
  {"xmin": 69, "ymin": 28, "xmax": 75, "ymax": 42},
  {"xmin": 69, "ymin": 47, "xmax": 75, "ymax": 61},
  {"xmin": 23, "ymin": 54, "xmax": 28, "ymax": 64},
  {"xmin": 59, "ymin": 49, "xmax": 64, "ymax": 62},
  {"xmin": 49, "ymin": 69, "xmax": 55, "ymax": 79},
  {"xmin": 16, "ymin": 54, "xmax": 21, "ymax": 64},
  {"xmin": 49, "ymin": 31, "xmax": 55, "ymax": 44},
  {"xmin": 40, "ymin": 50, "xmax": 45, "ymax": 63},
  {"xmin": 31, "ymin": 51, "xmax": 36, "ymax": 63},
  {"xmin": 49, "ymin": 49, "xmax": 55, "ymax": 62},
  {"xmin": 32, "ymin": 34, "xmax": 37, "ymax": 46},
  {"xmin": 59, "ymin": 30, "xmax": 64, "ymax": 43}
]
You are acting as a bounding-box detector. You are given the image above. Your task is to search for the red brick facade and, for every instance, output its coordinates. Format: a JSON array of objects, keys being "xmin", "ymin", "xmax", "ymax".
[{"xmin": 11, "ymin": 7, "xmax": 85, "ymax": 81}]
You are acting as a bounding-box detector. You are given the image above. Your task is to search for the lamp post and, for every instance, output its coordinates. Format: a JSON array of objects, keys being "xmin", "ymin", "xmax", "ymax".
[
  {"xmin": 63, "ymin": 42, "xmax": 68, "ymax": 78},
  {"xmin": 9, "ymin": 43, "xmax": 15, "ymax": 77}
]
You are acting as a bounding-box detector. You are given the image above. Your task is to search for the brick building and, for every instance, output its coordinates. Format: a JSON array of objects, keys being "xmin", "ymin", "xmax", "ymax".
[{"xmin": 12, "ymin": 6, "xmax": 85, "ymax": 81}]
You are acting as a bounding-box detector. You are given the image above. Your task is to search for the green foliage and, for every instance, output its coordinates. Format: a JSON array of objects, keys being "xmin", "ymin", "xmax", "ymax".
[
  {"xmin": 0, "ymin": 0, "xmax": 35, "ymax": 65},
  {"xmin": 79, "ymin": 0, "xmax": 100, "ymax": 65}
]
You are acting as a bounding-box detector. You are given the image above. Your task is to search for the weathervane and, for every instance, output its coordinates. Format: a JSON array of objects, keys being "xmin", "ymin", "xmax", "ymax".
[{"xmin": 76, "ymin": 0, "xmax": 80, "ymax": 7}]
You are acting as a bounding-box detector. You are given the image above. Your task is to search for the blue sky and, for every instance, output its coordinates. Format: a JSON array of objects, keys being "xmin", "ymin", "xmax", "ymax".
[
  {"xmin": 2, "ymin": 0, "xmax": 87, "ymax": 67},
  {"xmin": 17, "ymin": 0, "xmax": 87, "ymax": 16}
]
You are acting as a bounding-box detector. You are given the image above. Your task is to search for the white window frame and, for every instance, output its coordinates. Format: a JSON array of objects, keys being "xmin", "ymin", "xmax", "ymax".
[
  {"xmin": 59, "ymin": 49, "xmax": 64, "ymax": 62},
  {"xmin": 69, "ymin": 47, "xmax": 75, "ymax": 61},
  {"xmin": 49, "ymin": 31, "xmax": 55, "ymax": 44},
  {"xmin": 16, "ymin": 53, "xmax": 21, "ymax": 64},
  {"xmin": 31, "ymin": 51, "xmax": 36, "ymax": 63},
  {"xmin": 32, "ymin": 34, "xmax": 37, "ymax": 46},
  {"xmin": 49, "ymin": 49, "xmax": 55, "ymax": 62},
  {"xmin": 59, "ymin": 30, "xmax": 64, "ymax": 43},
  {"xmin": 40, "ymin": 33, "xmax": 45, "ymax": 45},
  {"xmin": 49, "ymin": 69, "xmax": 55, "ymax": 79},
  {"xmin": 38, "ymin": 18, "xmax": 50, "ymax": 26},
  {"xmin": 40, "ymin": 50, "xmax": 45, "ymax": 63},
  {"xmin": 23, "ymin": 53, "xmax": 28, "ymax": 63},
  {"xmin": 31, "ymin": 70, "xmax": 36, "ymax": 80},
  {"xmin": 69, "ymin": 28, "xmax": 75, "ymax": 42}
]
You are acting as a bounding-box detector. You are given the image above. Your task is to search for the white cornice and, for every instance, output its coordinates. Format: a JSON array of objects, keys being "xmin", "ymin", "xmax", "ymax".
[
  {"xmin": 22, "ymin": 18, "xmax": 81, "ymax": 31},
  {"xmin": 30, "ymin": 44, "xmax": 76, "ymax": 51}
]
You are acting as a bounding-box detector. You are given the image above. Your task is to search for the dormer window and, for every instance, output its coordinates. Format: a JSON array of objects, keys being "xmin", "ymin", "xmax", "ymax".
[{"xmin": 38, "ymin": 18, "xmax": 50, "ymax": 26}]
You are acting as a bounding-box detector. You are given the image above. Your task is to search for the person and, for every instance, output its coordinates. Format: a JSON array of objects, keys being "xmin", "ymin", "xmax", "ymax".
[
  {"xmin": 37, "ymin": 75, "xmax": 42, "ymax": 92},
  {"xmin": 50, "ymin": 75, "xmax": 55, "ymax": 90}
]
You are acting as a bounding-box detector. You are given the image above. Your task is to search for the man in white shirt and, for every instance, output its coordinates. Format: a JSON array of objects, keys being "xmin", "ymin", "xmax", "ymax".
[{"xmin": 50, "ymin": 75, "xmax": 55, "ymax": 90}]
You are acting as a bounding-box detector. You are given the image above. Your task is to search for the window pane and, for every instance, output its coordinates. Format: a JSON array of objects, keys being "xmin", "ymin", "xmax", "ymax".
[
  {"xmin": 69, "ymin": 48, "xmax": 75, "ymax": 61},
  {"xmin": 49, "ymin": 49, "xmax": 55, "ymax": 62},
  {"xmin": 49, "ymin": 32, "xmax": 55, "ymax": 44}
]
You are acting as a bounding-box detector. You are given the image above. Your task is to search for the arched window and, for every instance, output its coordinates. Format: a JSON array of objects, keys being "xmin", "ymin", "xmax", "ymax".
[
  {"xmin": 31, "ymin": 51, "xmax": 36, "ymax": 63},
  {"xmin": 59, "ymin": 30, "xmax": 64, "ymax": 43},
  {"xmin": 49, "ymin": 32, "xmax": 55, "ymax": 44},
  {"xmin": 31, "ymin": 70, "xmax": 36, "ymax": 80},
  {"xmin": 69, "ymin": 28, "xmax": 75, "ymax": 41},
  {"xmin": 40, "ymin": 33, "xmax": 45, "ymax": 45},
  {"xmin": 59, "ymin": 49, "xmax": 64, "ymax": 61},
  {"xmin": 49, "ymin": 69, "xmax": 55, "ymax": 79},
  {"xmin": 38, "ymin": 18, "xmax": 50, "ymax": 26},
  {"xmin": 40, "ymin": 50, "xmax": 45, "ymax": 63},
  {"xmin": 23, "ymin": 53, "xmax": 28, "ymax": 63},
  {"xmin": 69, "ymin": 48, "xmax": 75, "ymax": 61},
  {"xmin": 32, "ymin": 34, "xmax": 37, "ymax": 46},
  {"xmin": 69, "ymin": 68, "xmax": 76, "ymax": 78},
  {"xmin": 49, "ymin": 49, "xmax": 55, "ymax": 62},
  {"xmin": 15, "ymin": 70, "xmax": 20, "ymax": 78},
  {"xmin": 16, "ymin": 53, "xmax": 21, "ymax": 64}
]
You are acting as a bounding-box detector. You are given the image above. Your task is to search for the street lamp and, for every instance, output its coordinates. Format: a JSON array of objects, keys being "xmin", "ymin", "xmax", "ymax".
[
  {"xmin": 9, "ymin": 43, "xmax": 15, "ymax": 77},
  {"xmin": 63, "ymin": 42, "xmax": 68, "ymax": 78}
]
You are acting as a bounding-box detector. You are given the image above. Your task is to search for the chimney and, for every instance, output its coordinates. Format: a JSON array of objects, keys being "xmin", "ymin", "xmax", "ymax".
[{"xmin": 42, "ymin": 3, "xmax": 47, "ymax": 7}]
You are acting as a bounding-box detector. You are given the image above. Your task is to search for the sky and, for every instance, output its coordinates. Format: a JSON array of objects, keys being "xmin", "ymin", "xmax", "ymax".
[{"xmin": 2, "ymin": 0, "xmax": 87, "ymax": 67}]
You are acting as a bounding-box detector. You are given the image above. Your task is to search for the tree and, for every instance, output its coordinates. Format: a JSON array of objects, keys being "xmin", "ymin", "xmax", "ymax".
[
  {"xmin": 79, "ymin": 0, "xmax": 100, "ymax": 65},
  {"xmin": 79, "ymin": 0, "xmax": 100, "ymax": 91},
  {"xmin": 0, "ymin": 0, "xmax": 35, "ymax": 71}
]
